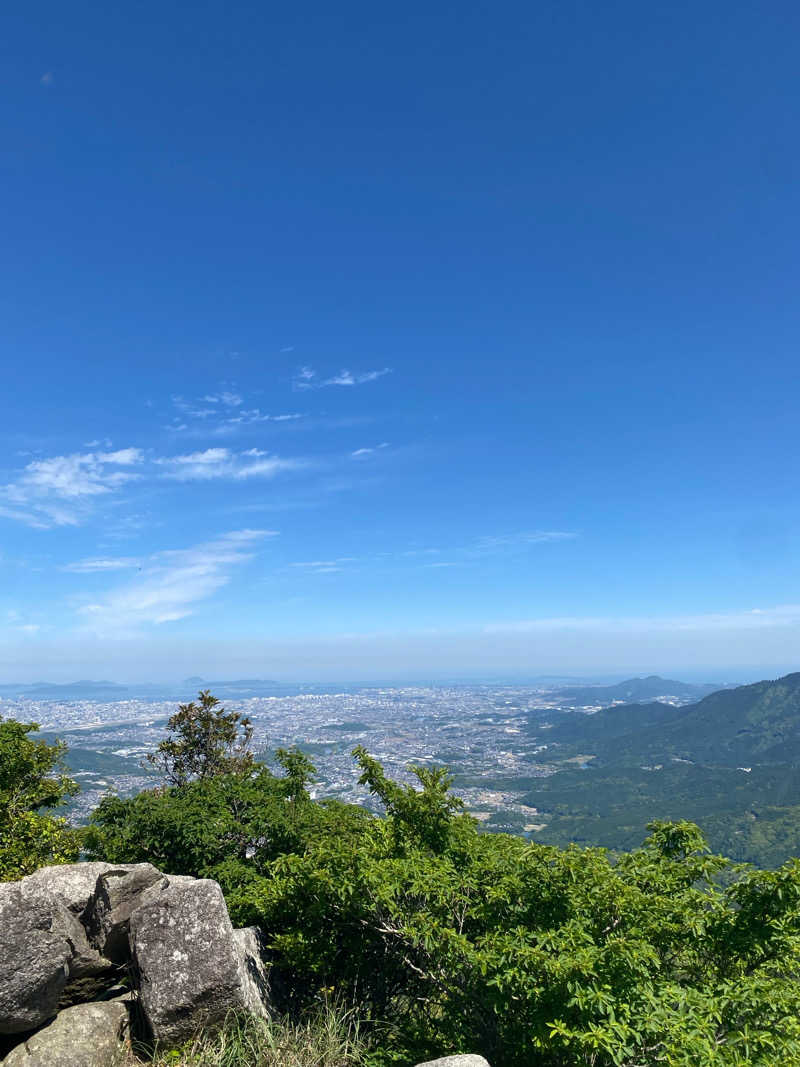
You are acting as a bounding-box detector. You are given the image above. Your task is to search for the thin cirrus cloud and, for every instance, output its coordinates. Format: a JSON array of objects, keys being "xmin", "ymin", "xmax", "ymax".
[
  {"xmin": 289, "ymin": 557, "xmax": 358, "ymax": 574},
  {"xmin": 172, "ymin": 393, "xmax": 241, "ymax": 418},
  {"xmin": 473, "ymin": 531, "xmax": 577, "ymax": 551},
  {"xmin": 64, "ymin": 557, "xmax": 143, "ymax": 574},
  {"xmin": 77, "ymin": 529, "xmax": 277, "ymax": 630},
  {"xmin": 168, "ymin": 392, "xmax": 305, "ymax": 435},
  {"xmin": 287, "ymin": 531, "xmax": 577, "ymax": 576},
  {"xmin": 0, "ymin": 448, "xmax": 144, "ymax": 528},
  {"xmin": 202, "ymin": 391, "xmax": 242, "ymax": 407},
  {"xmin": 351, "ymin": 443, "xmax": 389, "ymax": 457},
  {"xmin": 154, "ymin": 448, "xmax": 306, "ymax": 481},
  {"xmin": 293, "ymin": 366, "xmax": 392, "ymax": 390}
]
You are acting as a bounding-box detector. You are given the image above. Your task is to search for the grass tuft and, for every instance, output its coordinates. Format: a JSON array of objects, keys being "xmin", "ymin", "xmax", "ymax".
[{"xmin": 126, "ymin": 1003, "xmax": 368, "ymax": 1067}]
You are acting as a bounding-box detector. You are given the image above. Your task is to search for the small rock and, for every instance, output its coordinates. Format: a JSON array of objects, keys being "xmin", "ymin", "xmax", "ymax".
[
  {"xmin": 2, "ymin": 1000, "xmax": 128, "ymax": 1067},
  {"xmin": 414, "ymin": 1058, "xmax": 491, "ymax": 1067}
]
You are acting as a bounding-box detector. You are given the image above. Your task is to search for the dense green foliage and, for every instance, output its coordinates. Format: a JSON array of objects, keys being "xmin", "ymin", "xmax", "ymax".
[
  {"xmin": 85, "ymin": 748, "xmax": 368, "ymax": 877},
  {"xmin": 524, "ymin": 761, "xmax": 800, "ymax": 868},
  {"xmin": 0, "ymin": 716, "xmax": 79, "ymax": 880}
]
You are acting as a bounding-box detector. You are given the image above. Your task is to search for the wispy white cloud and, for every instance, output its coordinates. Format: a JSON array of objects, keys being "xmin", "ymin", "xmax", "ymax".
[
  {"xmin": 78, "ymin": 529, "xmax": 277, "ymax": 630},
  {"xmin": 172, "ymin": 392, "xmax": 243, "ymax": 420},
  {"xmin": 202, "ymin": 391, "xmax": 242, "ymax": 406},
  {"xmin": 211, "ymin": 409, "xmax": 305, "ymax": 435},
  {"xmin": 283, "ymin": 529, "xmax": 576, "ymax": 578},
  {"xmin": 64, "ymin": 557, "xmax": 142, "ymax": 573},
  {"xmin": 168, "ymin": 391, "xmax": 305, "ymax": 435},
  {"xmin": 293, "ymin": 366, "xmax": 392, "ymax": 391},
  {"xmin": 290, "ymin": 557, "xmax": 357, "ymax": 574},
  {"xmin": 155, "ymin": 448, "xmax": 306, "ymax": 482},
  {"xmin": 0, "ymin": 448, "xmax": 145, "ymax": 528},
  {"xmin": 351, "ymin": 442, "xmax": 390, "ymax": 457},
  {"xmin": 473, "ymin": 531, "xmax": 577, "ymax": 551}
]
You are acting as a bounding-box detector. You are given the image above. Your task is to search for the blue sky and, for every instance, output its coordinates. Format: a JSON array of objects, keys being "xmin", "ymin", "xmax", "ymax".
[{"xmin": 2, "ymin": 1, "xmax": 799, "ymax": 681}]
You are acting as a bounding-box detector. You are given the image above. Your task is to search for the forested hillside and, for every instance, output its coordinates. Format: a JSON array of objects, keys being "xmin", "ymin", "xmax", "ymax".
[{"xmin": 525, "ymin": 672, "xmax": 800, "ymax": 866}]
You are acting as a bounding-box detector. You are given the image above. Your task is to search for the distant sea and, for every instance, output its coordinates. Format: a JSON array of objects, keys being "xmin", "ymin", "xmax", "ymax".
[{"xmin": 0, "ymin": 680, "xmax": 367, "ymax": 703}]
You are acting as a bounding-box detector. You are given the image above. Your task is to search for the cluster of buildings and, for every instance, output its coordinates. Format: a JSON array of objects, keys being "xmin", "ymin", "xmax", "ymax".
[{"xmin": 1, "ymin": 685, "xmax": 561, "ymax": 827}]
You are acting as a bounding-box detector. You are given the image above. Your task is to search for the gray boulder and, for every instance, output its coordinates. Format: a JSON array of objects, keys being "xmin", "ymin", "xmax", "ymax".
[
  {"xmin": 0, "ymin": 881, "xmax": 72, "ymax": 1034},
  {"xmin": 0, "ymin": 876, "xmax": 121, "ymax": 1034},
  {"xmin": 129, "ymin": 877, "xmax": 270, "ymax": 1046},
  {"xmin": 414, "ymin": 1059, "xmax": 491, "ymax": 1067},
  {"xmin": 20, "ymin": 863, "xmax": 118, "ymax": 915},
  {"xmin": 2, "ymin": 1000, "xmax": 128, "ymax": 1067},
  {"xmin": 83, "ymin": 863, "xmax": 164, "ymax": 962}
]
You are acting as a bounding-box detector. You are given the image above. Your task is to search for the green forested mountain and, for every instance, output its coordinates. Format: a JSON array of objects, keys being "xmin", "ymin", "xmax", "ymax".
[
  {"xmin": 542, "ymin": 698, "xmax": 693, "ymax": 748},
  {"xmin": 546, "ymin": 672, "xmax": 800, "ymax": 765},
  {"xmin": 526, "ymin": 672, "xmax": 800, "ymax": 867}
]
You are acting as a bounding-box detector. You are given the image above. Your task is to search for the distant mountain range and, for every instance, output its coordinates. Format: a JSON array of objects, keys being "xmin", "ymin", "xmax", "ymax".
[
  {"xmin": 552, "ymin": 675, "xmax": 722, "ymax": 706},
  {"xmin": 525, "ymin": 671, "xmax": 800, "ymax": 867}
]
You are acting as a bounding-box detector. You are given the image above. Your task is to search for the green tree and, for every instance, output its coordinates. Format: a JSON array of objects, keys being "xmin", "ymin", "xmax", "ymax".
[
  {"xmin": 86, "ymin": 746, "xmax": 369, "ymax": 883},
  {"xmin": 145, "ymin": 690, "xmax": 255, "ymax": 786},
  {"xmin": 0, "ymin": 717, "xmax": 79, "ymax": 880}
]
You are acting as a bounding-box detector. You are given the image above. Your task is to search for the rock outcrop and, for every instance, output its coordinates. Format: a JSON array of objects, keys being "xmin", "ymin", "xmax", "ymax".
[{"xmin": 0, "ymin": 862, "xmax": 272, "ymax": 1062}]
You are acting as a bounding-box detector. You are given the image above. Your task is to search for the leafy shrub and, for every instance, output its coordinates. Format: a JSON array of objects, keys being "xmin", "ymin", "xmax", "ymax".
[{"xmin": 0, "ymin": 716, "xmax": 79, "ymax": 880}]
